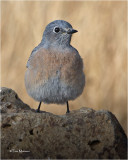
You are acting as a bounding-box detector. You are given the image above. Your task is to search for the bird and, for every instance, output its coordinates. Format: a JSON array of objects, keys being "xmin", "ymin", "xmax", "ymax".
[{"xmin": 25, "ymin": 20, "xmax": 85, "ymax": 113}]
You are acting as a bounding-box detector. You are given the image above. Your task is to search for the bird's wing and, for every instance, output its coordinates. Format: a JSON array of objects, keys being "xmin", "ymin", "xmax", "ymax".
[{"xmin": 26, "ymin": 43, "xmax": 43, "ymax": 68}]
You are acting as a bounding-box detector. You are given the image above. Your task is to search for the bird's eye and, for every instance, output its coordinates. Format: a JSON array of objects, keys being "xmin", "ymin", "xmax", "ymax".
[{"xmin": 53, "ymin": 27, "xmax": 60, "ymax": 33}]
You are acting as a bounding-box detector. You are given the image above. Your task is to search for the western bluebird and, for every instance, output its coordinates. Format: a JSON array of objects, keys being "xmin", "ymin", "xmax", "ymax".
[{"xmin": 25, "ymin": 20, "xmax": 85, "ymax": 113}]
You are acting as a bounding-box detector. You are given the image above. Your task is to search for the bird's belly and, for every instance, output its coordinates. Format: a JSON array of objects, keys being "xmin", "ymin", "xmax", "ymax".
[{"xmin": 25, "ymin": 69, "xmax": 85, "ymax": 104}]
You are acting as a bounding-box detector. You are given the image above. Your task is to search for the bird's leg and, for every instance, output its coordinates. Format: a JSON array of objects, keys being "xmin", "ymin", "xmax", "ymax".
[
  {"xmin": 66, "ymin": 101, "xmax": 70, "ymax": 113},
  {"xmin": 36, "ymin": 102, "xmax": 42, "ymax": 113}
]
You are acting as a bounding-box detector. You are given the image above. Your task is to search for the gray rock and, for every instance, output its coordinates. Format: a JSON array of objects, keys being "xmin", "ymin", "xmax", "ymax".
[
  {"xmin": 1, "ymin": 87, "xmax": 127, "ymax": 159},
  {"xmin": 0, "ymin": 87, "xmax": 32, "ymax": 113}
]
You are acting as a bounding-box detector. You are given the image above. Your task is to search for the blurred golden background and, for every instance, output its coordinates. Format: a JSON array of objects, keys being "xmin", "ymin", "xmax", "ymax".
[{"xmin": 1, "ymin": 1, "xmax": 127, "ymax": 133}]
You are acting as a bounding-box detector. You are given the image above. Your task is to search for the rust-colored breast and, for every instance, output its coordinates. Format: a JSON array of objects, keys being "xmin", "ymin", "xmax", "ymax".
[{"xmin": 26, "ymin": 47, "xmax": 83, "ymax": 87}]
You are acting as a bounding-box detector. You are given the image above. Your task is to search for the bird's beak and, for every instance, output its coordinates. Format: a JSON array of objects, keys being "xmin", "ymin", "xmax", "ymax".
[{"xmin": 67, "ymin": 29, "xmax": 78, "ymax": 34}]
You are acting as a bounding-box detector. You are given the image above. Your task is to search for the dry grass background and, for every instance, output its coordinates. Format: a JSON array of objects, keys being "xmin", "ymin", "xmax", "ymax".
[{"xmin": 1, "ymin": 1, "xmax": 127, "ymax": 133}]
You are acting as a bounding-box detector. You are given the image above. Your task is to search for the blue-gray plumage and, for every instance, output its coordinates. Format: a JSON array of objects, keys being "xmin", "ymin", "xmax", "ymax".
[{"xmin": 25, "ymin": 20, "xmax": 85, "ymax": 113}]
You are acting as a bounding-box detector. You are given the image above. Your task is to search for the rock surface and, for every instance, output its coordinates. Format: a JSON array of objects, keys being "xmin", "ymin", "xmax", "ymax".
[{"xmin": 1, "ymin": 87, "xmax": 127, "ymax": 159}]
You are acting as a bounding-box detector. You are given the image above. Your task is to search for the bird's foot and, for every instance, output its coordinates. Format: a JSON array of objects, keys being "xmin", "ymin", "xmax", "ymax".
[
  {"xmin": 36, "ymin": 109, "xmax": 46, "ymax": 113},
  {"xmin": 36, "ymin": 109, "xmax": 40, "ymax": 113},
  {"xmin": 66, "ymin": 111, "xmax": 70, "ymax": 114}
]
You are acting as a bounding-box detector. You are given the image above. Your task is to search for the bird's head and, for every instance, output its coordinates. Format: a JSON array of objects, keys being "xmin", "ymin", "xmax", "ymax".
[{"xmin": 42, "ymin": 20, "xmax": 78, "ymax": 48}]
